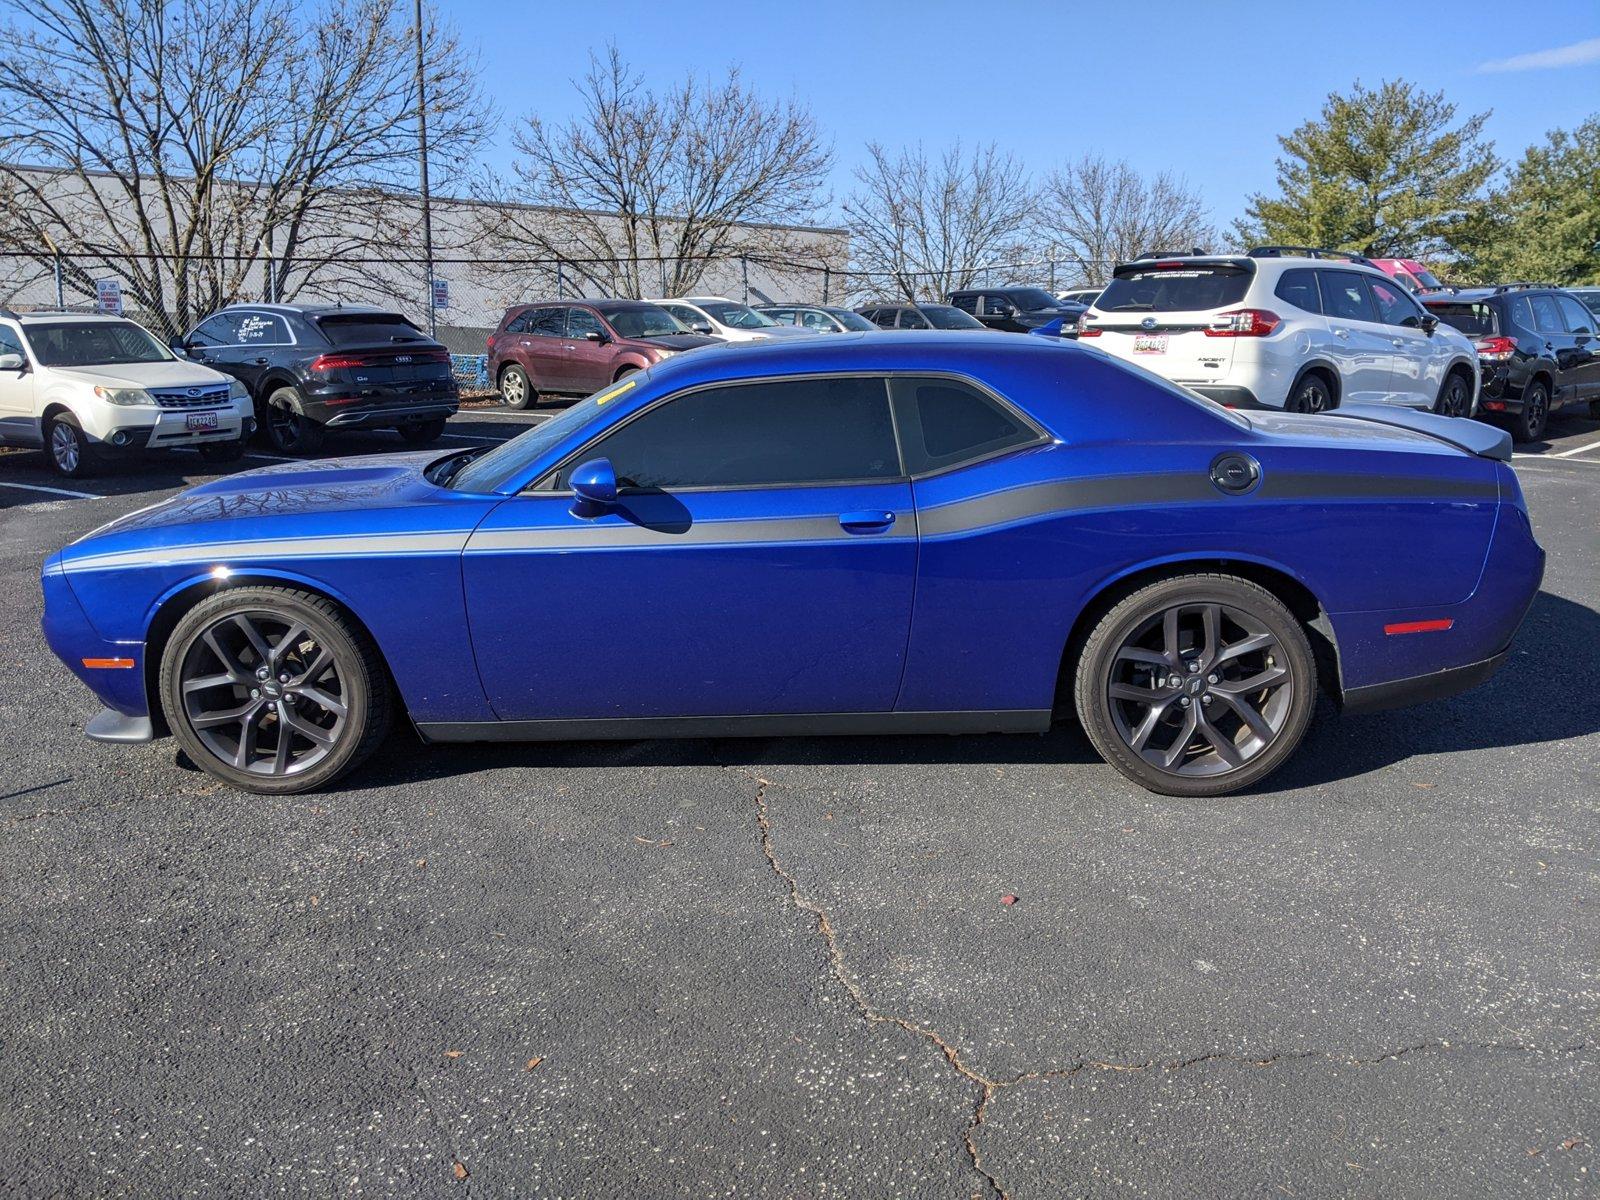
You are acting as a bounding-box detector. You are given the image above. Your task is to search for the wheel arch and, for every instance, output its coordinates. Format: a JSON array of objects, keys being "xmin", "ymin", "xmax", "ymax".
[
  {"xmin": 1054, "ymin": 555, "xmax": 1343, "ymax": 713},
  {"xmin": 257, "ymin": 371, "xmax": 304, "ymax": 407},
  {"xmin": 1289, "ymin": 361, "xmax": 1341, "ymax": 409},
  {"xmin": 140, "ymin": 568, "xmax": 400, "ymax": 736}
]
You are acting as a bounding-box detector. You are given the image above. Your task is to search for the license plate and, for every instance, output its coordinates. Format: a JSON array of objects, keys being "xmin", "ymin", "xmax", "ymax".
[
  {"xmin": 1133, "ymin": 335, "xmax": 1168, "ymax": 354},
  {"xmin": 185, "ymin": 411, "xmax": 218, "ymax": 431}
]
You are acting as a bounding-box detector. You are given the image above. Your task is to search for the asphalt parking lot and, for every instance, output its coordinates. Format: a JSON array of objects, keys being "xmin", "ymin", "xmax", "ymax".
[{"xmin": 1, "ymin": 407, "xmax": 1596, "ymax": 1198}]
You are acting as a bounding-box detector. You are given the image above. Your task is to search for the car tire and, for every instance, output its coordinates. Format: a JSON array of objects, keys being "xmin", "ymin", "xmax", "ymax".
[
  {"xmin": 1590, "ymin": 398, "xmax": 1600, "ymax": 420},
  {"xmin": 261, "ymin": 387, "xmax": 325, "ymax": 455},
  {"xmin": 1512, "ymin": 380, "xmax": 1549, "ymax": 443},
  {"xmin": 613, "ymin": 365, "xmax": 639, "ymax": 383},
  {"xmin": 1434, "ymin": 370, "xmax": 1472, "ymax": 419},
  {"xmin": 198, "ymin": 440, "xmax": 246, "ymax": 464},
  {"xmin": 499, "ymin": 365, "xmax": 535, "ymax": 410},
  {"xmin": 398, "ymin": 417, "xmax": 447, "ymax": 445},
  {"xmin": 44, "ymin": 412, "xmax": 97, "ymax": 478},
  {"xmin": 159, "ymin": 586, "xmax": 391, "ymax": 795},
  {"xmin": 1073, "ymin": 573, "xmax": 1317, "ymax": 798},
  {"xmin": 1286, "ymin": 371, "xmax": 1334, "ymax": 414}
]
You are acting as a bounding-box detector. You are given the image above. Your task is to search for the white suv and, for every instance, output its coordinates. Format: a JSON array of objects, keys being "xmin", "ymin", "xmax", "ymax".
[
  {"xmin": 1077, "ymin": 251, "xmax": 1480, "ymax": 415},
  {"xmin": 0, "ymin": 311, "xmax": 253, "ymax": 477},
  {"xmin": 650, "ymin": 297, "xmax": 819, "ymax": 343}
]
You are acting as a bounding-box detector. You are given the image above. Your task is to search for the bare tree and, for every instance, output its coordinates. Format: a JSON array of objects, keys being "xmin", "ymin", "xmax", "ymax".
[
  {"xmin": 476, "ymin": 49, "xmax": 832, "ymax": 300},
  {"xmin": 1039, "ymin": 155, "xmax": 1212, "ymax": 286},
  {"xmin": 0, "ymin": 0, "xmax": 483, "ymax": 335},
  {"xmin": 841, "ymin": 141, "xmax": 1034, "ymax": 301}
]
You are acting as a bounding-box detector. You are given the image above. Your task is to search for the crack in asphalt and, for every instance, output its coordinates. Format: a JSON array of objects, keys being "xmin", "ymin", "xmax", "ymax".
[{"xmin": 738, "ymin": 767, "xmax": 1593, "ymax": 1200}]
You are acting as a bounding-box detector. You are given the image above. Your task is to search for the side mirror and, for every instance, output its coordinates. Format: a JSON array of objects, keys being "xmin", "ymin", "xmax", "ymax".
[
  {"xmin": 691, "ymin": 321, "xmax": 713, "ymax": 335},
  {"xmin": 584, "ymin": 330, "xmax": 608, "ymax": 343},
  {"xmin": 1420, "ymin": 314, "xmax": 1440, "ymax": 335},
  {"xmin": 0, "ymin": 352, "xmax": 23, "ymax": 370},
  {"xmin": 569, "ymin": 457, "xmax": 618, "ymax": 516}
]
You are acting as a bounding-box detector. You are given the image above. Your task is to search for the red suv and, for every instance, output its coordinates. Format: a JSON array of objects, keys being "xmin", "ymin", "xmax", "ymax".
[{"xmin": 488, "ymin": 300, "xmax": 720, "ymax": 409}]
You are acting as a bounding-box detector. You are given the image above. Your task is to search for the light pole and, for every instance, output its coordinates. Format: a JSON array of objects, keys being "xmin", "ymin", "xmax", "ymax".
[{"xmin": 414, "ymin": 0, "xmax": 436, "ymax": 337}]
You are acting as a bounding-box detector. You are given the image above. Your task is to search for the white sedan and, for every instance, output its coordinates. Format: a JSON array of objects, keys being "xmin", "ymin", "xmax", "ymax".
[{"xmin": 651, "ymin": 297, "xmax": 820, "ymax": 343}]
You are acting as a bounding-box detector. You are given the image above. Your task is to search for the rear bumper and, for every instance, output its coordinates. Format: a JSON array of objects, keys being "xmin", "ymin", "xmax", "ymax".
[
  {"xmin": 315, "ymin": 398, "xmax": 459, "ymax": 429},
  {"xmin": 1342, "ymin": 648, "xmax": 1509, "ymax": 715},
  {"xmin": 1190, "ymin": 384, "xmax": 1264, "ymax": 409}
]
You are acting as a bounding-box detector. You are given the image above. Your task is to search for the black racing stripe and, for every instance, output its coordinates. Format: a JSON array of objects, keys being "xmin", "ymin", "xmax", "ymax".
[
  {"xmin": 469, "ymin": 513, "xmax": 915, "ymax": 552},
  {"xmin": 1262, "ymin": 473, "xmax": 1499, "ymax": 501},
  {"xmin": 919, "ymin": 474, "xmax": 1217, "ymax": 537}
]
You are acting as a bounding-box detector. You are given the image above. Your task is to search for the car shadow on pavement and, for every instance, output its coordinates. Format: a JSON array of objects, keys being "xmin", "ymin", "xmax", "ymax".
[{"xmin": 280, "ymin": 591, "xmax": 1596, "ymax": 797}]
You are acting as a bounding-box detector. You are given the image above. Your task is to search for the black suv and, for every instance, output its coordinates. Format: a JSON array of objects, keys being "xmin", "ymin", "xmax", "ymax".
[
  {"xmin": 856, "ymin": 302, "xmax": 986, "ymax": 330},
  {"xmin": 1422, "ymin": 284, "xmax": 1600, "ymax": 442},
  {"xmin": 177, "ymin": 304, "xmax": 459, "ymax": 454},
  {"xmin": 947, "ymin": 286, "xmax": 1084, "ymax": 332}
]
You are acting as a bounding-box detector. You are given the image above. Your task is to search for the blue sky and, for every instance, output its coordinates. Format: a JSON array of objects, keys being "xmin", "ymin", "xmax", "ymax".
[{"xmin": 444, "ymin": 0, "xmax": 1600, "ymax": 231}]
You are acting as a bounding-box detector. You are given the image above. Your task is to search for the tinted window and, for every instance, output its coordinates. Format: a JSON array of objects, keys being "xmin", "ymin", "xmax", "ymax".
[
  {"xmin": 1273, "ymin": 268, "xmax": 1322, "ymax": 314},
  {"xmin": 1369, "ymin": 279, "xmax": 1422, "ymax": 328},
  {"xmin": 567, "ymin": 307, "xmax": 604, "ymax": 339},
  {"xmin": 890, "ymin": 377, "xmax": 1037, "ymax": 474},
  {"xmin": 563, "ymin": 377, "xmax": 899, "ymax": 490},
  {"xmin": 188, "ymin": 314, "xmax": 237, "ymax": 347},
  {"xmin": 1319, "ymin": 271, "xmax": 1377, "ymax": 322},
  {"xmin": 1426, "ymin": 302, "xmax": 1496, "ymax": 338},
  {"xmin": 1505, "ymin": 296, "xmax": 1536, "ymax": 334},
  {"xmin": 898, "ymin": 308, "xmax": 930, "ymax": 329},
  {"xmin": 1096, "ymin": 266, "xmax": 1252, "ymax": 312},
  {"xmin": 605, "ymin": 305, "xmax": 685, "ymax": 338},
  {"xmin": 233, "ymin": 312, "xmax": 291, "ymax": 344},
  {"xmin": 867, "ymin": 309, "xmax": 896, "ymax": 328},
  {"xmin": 921, "ymin": 304, "xmax": 985, "ymax": 330},
  {"xmin": 316, "ymin": 313, "xmax": 424, "ymax": 346},
  {"xmin": 1003, "ymin": 288, "xmax": 1059, "ymax": 311},
  {"xmin": 1556, "ymin": 296, "xmax": 1593, "ymax": 334},
  {"xmin": 527, "ymin": 307, "xmax": 567, "ymax": 337},
  {"xmin": 503, "ymin": 311, "xmax": 531, "ymax": 334},
  {"xmin": 1530, "ymin": 294, "xmax": 1566, "ymax": 334},
  {"xmin": 980, "ymin": 294, "xmax": 1013, "ymax": 317},
  {"xmin": 829, "ymin": 309, "xmax": 877, "ymax": 332},
  {"xmin": 949, "ymin": 294, "xmax": 978, "ymax": 313}
]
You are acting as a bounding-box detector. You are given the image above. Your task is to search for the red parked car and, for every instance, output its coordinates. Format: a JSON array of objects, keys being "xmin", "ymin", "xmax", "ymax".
[
  {"xmin": 1370, "ymin": 258, "xmax": 1445, "ymax": 295},
  {"xmin": 488, "ymin": 300, "xmax": 721, "ymax": 409}
]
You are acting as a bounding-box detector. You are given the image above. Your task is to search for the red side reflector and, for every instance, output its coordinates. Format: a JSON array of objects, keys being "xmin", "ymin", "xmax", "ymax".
[
  {"xmin": 82, "ymin": 656, "xmax": 136, "ymax": 669},
  {"xmin": 1383, "ymin": 619, "xmax": 1454, "ymax": 636}
]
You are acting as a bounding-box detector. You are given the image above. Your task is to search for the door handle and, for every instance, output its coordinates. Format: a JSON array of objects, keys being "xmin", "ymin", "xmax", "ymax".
[
  {"xmin": 1332, "ymin": 328, "xmax": 1350, "ymax": 339},
  {"xmin": 1391, "ymin": 338, "xmax": 1404, "ymax": 347},
  {"xmin": 252, "ymin": 357, "xmax": 269, "ymax": 365},
  {"xmin": 838, "ymin": 510, "xmax": 895, "ymax": 533}
]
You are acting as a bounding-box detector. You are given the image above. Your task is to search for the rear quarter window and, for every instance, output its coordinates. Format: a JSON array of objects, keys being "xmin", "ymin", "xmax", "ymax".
[
  {"xmin": 1273, "ymin": 269, "xmax": 1322, "ymax": 314},
  {"xmin": 1096, "ymin": 266, "xmax": 1251, "ymax": 312},
  {"xmin": 889, "ymin": 377, "xmax": 1040, "ymax": 474}
]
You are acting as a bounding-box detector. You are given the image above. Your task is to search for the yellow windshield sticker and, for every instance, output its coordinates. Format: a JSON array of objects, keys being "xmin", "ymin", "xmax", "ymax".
[{"xmin": 594, "ymin": 378, "xmax": 637, "ymax": 406}]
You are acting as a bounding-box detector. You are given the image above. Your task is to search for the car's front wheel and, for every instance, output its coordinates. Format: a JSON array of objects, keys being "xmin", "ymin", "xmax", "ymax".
[
  {"xmin": 45, "ymin": 413, "xmax": 96, "ymax": 478},
  {"xmin": 1074, "ymin": 574, "xmax": 1317, "ymax": 797},
  {"xmin": 159, "ymin": 587, "xmax": 391, "ymax": 794}
]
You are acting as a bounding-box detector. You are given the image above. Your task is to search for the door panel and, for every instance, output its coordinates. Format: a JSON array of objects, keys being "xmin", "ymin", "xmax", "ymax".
[
  {"xmin": 1555, "ymin": 295, "xmax": 1600, "ymax": 401},
  {"xmin": 520, "ymin": 307, "xmax": 570, "ymax": 392},
  {"xmin": 463, "ymin": 482, "xmax": 917, "ymax": 719},
  {"xmin": 0, "ymin": 323, "xmax": 36, "ymax": 443},
  {"xmin": 563, "ymin": 307, "xmax": 615, "ymax": 392},
  {"xmin": 1370, "ymin": 279, "xmax": 1436, "ymax": 405},
  {"xmin": 1317, "ymin": 271, "xmax": 1392, "ymax": 402}
]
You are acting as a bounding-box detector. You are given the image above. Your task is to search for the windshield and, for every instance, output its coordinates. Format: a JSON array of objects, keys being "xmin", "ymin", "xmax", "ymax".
[
  {"xmin": 921, "ymin": 304, "xmax": 986, "ymax": 330},
  {"xmin": 828, "ymin": 309, "xmax": 877, "ymax": 331},
  {"xmin": 448, "ymin": 383, "xmax": 629, "ymax": 493},
  {"xmin": 1006, "ymin": 288, "xmax": 1061, "ymax": 311},
  {"xmin": 606, "ymin": 305, "xmax": 688, "ymax": 339},
  {"xmin": 699, "ymin": 301, "xmax": 775, "ymax": 329},
  {"xmin": 1096, "ymin": 266, "xmax": 1252, "ymax": 312},
  {"xmin": 1414, "ymin": 271, "xmax": 1443, "ymax": 291},
  {"xmin": 26, "ymin": 320, "xmax": 174, "ymax": 367}
]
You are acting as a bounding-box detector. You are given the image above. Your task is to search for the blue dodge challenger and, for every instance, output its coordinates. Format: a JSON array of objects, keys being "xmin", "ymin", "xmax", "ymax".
[{"xmin": 41, "ymin": 333, "xmax": 1543, "ymax": 797}]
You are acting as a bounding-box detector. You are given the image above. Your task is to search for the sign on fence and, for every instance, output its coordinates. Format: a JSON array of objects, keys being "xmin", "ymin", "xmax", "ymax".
[
  {"xmin": 94, "ymin": 279, "xmax": 122, "ymax": 315},
  {"xmin": 431, "ymin": 279, "xmax": 449, "ymax": 310}
]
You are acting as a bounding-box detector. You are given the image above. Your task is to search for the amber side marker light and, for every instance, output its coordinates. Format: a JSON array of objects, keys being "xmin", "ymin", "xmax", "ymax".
[
  {"xmin": 1383, "ymin": 619, "xmax": 1454, "ymax": 636},
  {"xmin": 81, "ymin": 657, "xmax": 137, "ymax": 669}
]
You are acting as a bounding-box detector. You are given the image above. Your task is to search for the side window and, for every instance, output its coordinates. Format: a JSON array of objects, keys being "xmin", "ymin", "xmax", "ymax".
[
  {"xmin": 233, "ymin": 312, "xmax": 290, "ymax": 344},
  {"xmin": 980, "ymin": 294, "xmax": 1012, "ymax": 317},
  {"xmin": 527, "ymin": 307, "xmax": 567, "ymax": 337},
  {"xmin": 1557, "ymin": 295, "xmax": 1594, "ymax": 335},
  {"xmin": 560, "ymin": 376, "xmax": 899, "ymax": 490},
  {"xmin": 890, "ymin": 376, "xmax": 1039, "ymax": 475},
  {"xmin": 0, "ymin": 323, "xmax": 24, "ymax": 357},
  {"xmin": 801, "ymin": 310, "xmax": 833, "ymax": 331},
  {"xmin": 567, "ymin": 308, "xmax": 604, "ymax": 339},
  {"xmin": 503, "ymin": 312, "xmax": 530, "ymax": 334},
  {"xmin": 1318, "ymin": 271, "xmax": 1377, "ymax": 323},
  {"xmin": 1530, "ymin": 294, "xmax": 1566, "ymax": 335},
  {"xmin": 898, "ymin": 308, "xmax": 930, "ymax": 329},
  {"xmin": 1505, "ymin": 296, "xmax": 1536, "ymax": 334},
  {"xmin": 1273, "ymin": 268, "xmax": 1322, "ymax": 314},
  {"xmin": 188, "ymin": 314, "xmax": 237, "ymax": 347},
  {"xmin": 949, "ymin": 294, "xmax": 978, "ymax": 313},
  {"xmin": 665, "ymin": 304, "xmax": 709, "ymax": 332},
  {"xmin": 1369, "ymin": 279, "xmax": 1422, "ymax": 328},
  {"xmin": 869, "ymin": 310, "xmax": 896, "ymax": 328}
]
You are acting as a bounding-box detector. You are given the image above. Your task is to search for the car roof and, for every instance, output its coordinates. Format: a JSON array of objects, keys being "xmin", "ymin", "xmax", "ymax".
[
  {"xmin": 589, "ymin": 299, "xmax": 665, "ymax": 312},
  {"xmin": 10, "ymin": 310, "xmax": 139, "ymax": 324}
]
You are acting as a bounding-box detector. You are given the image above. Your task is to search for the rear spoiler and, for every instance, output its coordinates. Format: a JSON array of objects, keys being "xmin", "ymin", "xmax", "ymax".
[{"xmin": 1326, "ymin": 403, "xmax": 1512, "ymax": 461}]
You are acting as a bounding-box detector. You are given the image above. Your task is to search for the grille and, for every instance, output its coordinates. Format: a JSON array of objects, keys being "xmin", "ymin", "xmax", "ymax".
[{"xmin": 152, "ymin": 385, "xmax": 230, "ymax": 410}]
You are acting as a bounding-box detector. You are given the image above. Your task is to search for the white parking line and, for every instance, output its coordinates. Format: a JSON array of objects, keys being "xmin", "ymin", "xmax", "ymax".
[
  {"xmin": 0, "ymin": 479, "xmax": 103, "ymax": 500},
  {"xmin": 1551, "ymin": 438, "xmax": 1600, "ymax": 460}
]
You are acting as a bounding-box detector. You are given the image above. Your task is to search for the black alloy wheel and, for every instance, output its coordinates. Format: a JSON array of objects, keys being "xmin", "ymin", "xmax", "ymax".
[
  {"xmin": 1287, "ymin": 374, "xmax": 1332, "ymax": 414},
  {"xmin": 1434, "ymin": 372, "xmax": 1472, "ymax": 419},
  {"xmin": 1513, "ymin": 380, "xmax": 1549, "ymax": 443},
  {"xmin": 262, "ymin": 387, "xmax": 326, "ymax": 455}
]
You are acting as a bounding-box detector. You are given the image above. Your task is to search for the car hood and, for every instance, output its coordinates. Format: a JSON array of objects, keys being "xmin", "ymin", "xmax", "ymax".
[
  {"xmin": 634, "ymin": 333, "xmax": 722, "ymax": 351},
  {"xmin": 52, "ymin": 361, "xmax": 234, "ymax": 389},
  {"xmin": 746, "ymin": 325, "xmax": 819, "ymax": 339}
]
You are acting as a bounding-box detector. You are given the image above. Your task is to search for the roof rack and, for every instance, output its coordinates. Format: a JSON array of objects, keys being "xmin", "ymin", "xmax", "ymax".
[
  {"xmin": 1491, "ymin": 281, "xmax": 1560, "ymax": 294},
  {"xmin": 1247, "ymin": 245, "xmax": 1375, "ymax": 267}
]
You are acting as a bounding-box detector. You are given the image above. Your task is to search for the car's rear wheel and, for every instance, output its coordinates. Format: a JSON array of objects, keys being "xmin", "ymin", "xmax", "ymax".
[
  {"xmin": 261, "ymin": 387, "xmax": 325, "ymax": 455},
  {"xmin": 499, "ymin": 364, "xmax": 535, "ymax": 410},
  {"xmin": 1074, "ymin": 574, "xmax": 1317, "ymax": 797},
  {"xmin": 44, "ymin": 412, "xmax": 96, "ymax": 478},
  {"xmin": 1434, "ymin": 370, "xmax": 1472, "ymax": 419},
  {"xmin": 159, "ymin": 587, "xmax": 391, "ymax": 795},
  {"xmin": 1513, "ymin": 380, "xmax": 1549, "ymax": 443},
  {"xmin": 1286, "ymin": 372, "xmax": 1334, "ymax": 414},
  {"xmin": 398, "ymin": 417, "xmax": 447, "ymax": 445}
]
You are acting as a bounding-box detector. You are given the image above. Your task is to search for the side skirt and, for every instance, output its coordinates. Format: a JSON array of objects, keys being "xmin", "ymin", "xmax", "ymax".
[{"xmin": 415, "ymin": 709, "xmax": 1053, "ymax": 744}]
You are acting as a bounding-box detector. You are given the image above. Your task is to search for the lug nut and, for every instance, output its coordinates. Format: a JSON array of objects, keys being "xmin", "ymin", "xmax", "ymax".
[
  {"xmin": 1202, "ymin": 695, "xmax": 1213, "ymax": 705},
  {"xmin": 250, "ymin": 688, "xmax": 260, "ymax": 699},
  {"xmin": 279, "ymin": 674, "xmax": 289, "ymax": 684},
  {"xmin": 1180, "ymin": 697, "xmax": 1191, "ymax": 707},
  {"xmin": 1167, "ymin": 674, "xmax": 1181, "ymax": 688},
  {"xmin": 1207, "ymin": 674, "xmax": 1218, "ymax": 684},
  {"xmin": 256, "ymin": 666, "xmax": 269, "ymax": 680},
  {"xmin": 1188, "ymin": 662, "xmax": 1200, "ymax": 673}
]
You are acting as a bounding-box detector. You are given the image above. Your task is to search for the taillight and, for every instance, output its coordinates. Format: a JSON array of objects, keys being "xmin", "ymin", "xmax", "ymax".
[
  {"xmin": 1204, "ymin": 309, "xmax": 1280, "ymax": 337},
  {"xmin": 485, "ymin": 334, "xmax": 496, "ymax": 352},
  {"xmin": 308, "ymin": 348, "xmax": 449, "ymax": 372},
  {"xmin": 1077, "ymin": 316, "xmax": 1101, "ymax": 337},
  {"xmin": 1475, "ymin": 335, "xmax": 1515, "ymax": 361}
]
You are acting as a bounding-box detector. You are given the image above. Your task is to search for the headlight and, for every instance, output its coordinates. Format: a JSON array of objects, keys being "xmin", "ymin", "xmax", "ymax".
[
  {"xmin": 227, "ymin": 378, "xmax": 249, "ymax": 400},
  {"xmin": 93, "ymin": 386, "xmax": 154, "ymax": 406},
  {"xmin": 654, "ymin": 349, "xmax": 678, "ymax": 360}
]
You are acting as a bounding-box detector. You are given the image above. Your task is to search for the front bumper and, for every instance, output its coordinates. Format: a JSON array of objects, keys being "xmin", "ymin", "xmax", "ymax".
[{"xmin": 97, "ymin": 407, "xmax": 248, "ymax": 450}]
